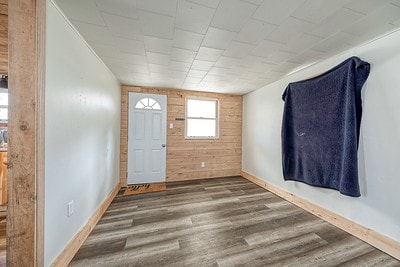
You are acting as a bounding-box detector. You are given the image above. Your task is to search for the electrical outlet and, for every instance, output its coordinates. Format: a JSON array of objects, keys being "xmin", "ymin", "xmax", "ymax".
[
  {"xmin": 67, "ymin": 200, "xmax": 74, "ymax": 217},
  {"xmin": 201, "ymin": 162, "xmax": 205, "ymax": 168}
]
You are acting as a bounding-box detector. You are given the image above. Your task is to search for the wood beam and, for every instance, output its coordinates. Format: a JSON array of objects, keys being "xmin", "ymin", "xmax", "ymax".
[{"xmin": 7, "ymin": 0, "xmax": 45, "ymax": 266}]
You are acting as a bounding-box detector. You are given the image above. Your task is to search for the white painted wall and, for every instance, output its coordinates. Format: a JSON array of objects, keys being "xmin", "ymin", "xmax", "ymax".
[
  {"xmin": 243, "ymin": 28, "xmax": 400, "ymax": 243},
  {"xmin": 45, "ymin": 1, "xmax": 121, "ymax": 265}
]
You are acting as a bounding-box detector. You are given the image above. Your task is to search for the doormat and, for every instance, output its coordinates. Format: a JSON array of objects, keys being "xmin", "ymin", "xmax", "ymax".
[{"xmin": 123, "ymin": 182, "xmax": 166, "ymax": 196}]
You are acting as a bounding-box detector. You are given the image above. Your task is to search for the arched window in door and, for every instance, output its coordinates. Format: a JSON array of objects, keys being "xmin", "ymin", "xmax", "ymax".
[{"xmin": 135, "ymin": 97, "xmax": 161, "ymax": 110}]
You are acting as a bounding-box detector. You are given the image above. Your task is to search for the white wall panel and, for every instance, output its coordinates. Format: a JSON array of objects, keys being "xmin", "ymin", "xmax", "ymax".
[
  {"xmin": 243, "ymin": 28, "xmax": 400, "ymax": 243},
  {"xmin": 45, "ymin": 1, "xmax": 121, "ymax": 265}
]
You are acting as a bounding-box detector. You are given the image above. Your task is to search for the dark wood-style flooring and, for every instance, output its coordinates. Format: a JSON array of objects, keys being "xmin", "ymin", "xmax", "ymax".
[{"xmin": 70, "ymin": 177, "xmax": 400, "ymax": 266}]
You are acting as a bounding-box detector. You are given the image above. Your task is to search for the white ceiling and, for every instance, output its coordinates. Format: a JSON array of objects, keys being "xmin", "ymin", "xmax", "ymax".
[{"xmin": 55, "ymin": 0, "xmax": 400, "ymax": 95}]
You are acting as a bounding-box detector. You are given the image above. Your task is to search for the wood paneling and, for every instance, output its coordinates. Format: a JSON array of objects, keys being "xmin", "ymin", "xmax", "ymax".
[
  {"xmin": 51, "ymin": 182, "xmax": 120, "ymax": 267},
  {"xmin": 69, "ymin": 177, "xmax": 399, "ymax": 266},
  {"xmin": 0, "ymin": 0, "xmax": 7, "ymax": 74},
  {"xmin": 7, "ymin": 0, "xmax": 46, "ymax": 265},
  {"xmin": 241, "ymin": 171, "xmax": 400, "ymax": 261},
  {"xmin": 120, "ymin": 86, "xmax": 242, "ymax": 186}
]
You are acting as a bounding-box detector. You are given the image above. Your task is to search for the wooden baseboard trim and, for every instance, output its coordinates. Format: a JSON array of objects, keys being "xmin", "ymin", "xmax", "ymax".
[
  {"xmin": 51, "ymin": 182, "xmax": 121, "ymax": 267},
  {"xmin": 241, "ymin": 171, "xmax": 400, "ymax": 260}
]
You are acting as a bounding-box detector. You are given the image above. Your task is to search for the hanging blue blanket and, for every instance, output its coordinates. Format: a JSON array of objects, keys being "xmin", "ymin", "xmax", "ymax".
[{"xmin": 281, "ymin": 56, "xmax": 370, "ymax": 197}]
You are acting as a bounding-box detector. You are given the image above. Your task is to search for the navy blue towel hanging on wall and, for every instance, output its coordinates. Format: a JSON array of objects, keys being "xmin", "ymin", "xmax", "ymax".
[{"xmin": 281, "ymin": 56, "xmax": 370, "ymax": 197}]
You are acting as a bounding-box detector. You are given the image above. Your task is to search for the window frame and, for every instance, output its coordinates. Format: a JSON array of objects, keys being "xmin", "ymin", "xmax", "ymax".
[{"xmin": 185, "ymin": 97, "xmax": 219, "ymax": 139}]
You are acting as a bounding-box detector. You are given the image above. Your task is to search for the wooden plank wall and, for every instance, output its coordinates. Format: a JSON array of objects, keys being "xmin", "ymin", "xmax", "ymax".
[
  {"xmin": 120, "ymin": 85, "xmax": 242, "ymax": 186},
  {"xmin": 0, "ymin": 0, "xmax": 7, "ymax": 74}
]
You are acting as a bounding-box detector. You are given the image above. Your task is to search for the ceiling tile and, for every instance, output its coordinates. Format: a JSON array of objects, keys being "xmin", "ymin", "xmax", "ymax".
[
  {"xmin": 96, "ymin": 0, "xmax": 139, "ymax": 19},
  {"xmin": 251, "ymin": 39, "xmax": 285, "ymax": 58},
  {"xmin": 135, "ymin": 0, "xmax": 178, "ymax": 17},
  {"xmin": 345, "ymin": 0, "xmax": 392, "ymax": 15},
  {"xmin": 223, "ymin": 41, "xmax": 256, "ymax": 59},
  {"xmin": 240, "ymin": 70, "xmax": 264, "ymax": 80},
  {"xmin": 288, "ymin": 49, "xmax": 326, "ymax": 64},
  {"xmin": 188, "ymin": 69, "xmax": 208, "ymax": 78},
  {"xmin": 127, "ymin": 65, "xmax": 150, "ymax": 74},
  {"xmin": 266, "ymin": 50, "xmax": 296, "ymax": 64},
  {"xmin": 114, "ymin": 37, "xmax": 146, "ymax": 55},
  {"xmin": 138, "ymin": 10, "xmax": 175, "ymax": 39},
  {"xmin": 342, "ymin": 3, "xmax": 400, "ymax": 37},
  {"xmin": 214, "ymin": 56, "xmax": 241, "ymax": 68},
  {"xmin": 57, "ymin": 0, "xmax": 105, "ymax": 25},
  {"xmin": 191, "ymin": 60, "xmax": 215, "ymax": 71},
  {"xmin": 132, "ymin": 72, "xmax": 151, "ymax": 80},
  {"xmin": 121, "ymin": 54, "xmax": 149, "ymax": 65},
  {"xmin": 187, "ymin": 0, "xmax": 221, "ymax": 8},
  {"xmin": 195, "ymin": 47, "xmax": 224, "ymax": 61},
  {"xmin": 176, "ymin": 0, "xmax": 216, "ymax": 34},
  {"xmin": 170, "ymin": 61, "xmax": 192, "ymax": 71},
  {"xmin": 146, "ymin": 52, "xmax": 170, "ymax": 65},
  {"xmin": 202, "ymin": 27, "xmax": 237, "ymax": 49},
  {"xmin": 234, "ymin": 19, "xmax": 276, "ymax": 45},
  {"xmin": 270, "ymin": 61, "xmax": 301, "ymax": 73},
  {"xmin": 167, "ymin": 70, "xmax": 188, "ymax": 79},
  {"xmin": 227, "ymin": 66, "xmax": 249, "ymax": 75},
  {"xmin": 242, "ymin": 0, "xmax": 264, "ymax": 5},
  {"xmin": 202, "ymin": 74, "xmax": 231, "ymax": 83},
  {"xmin": 148, "ymin": 64, "xmax": 169, "ymax": 73},
  {"xmin": 291, "ymin": 0, "xmax": 353, "ymax": 24},
  {"xmin": 311, "ymin": 32, "xmax": 354, "ymax": 54},
  {"xmin": 251, "ymin": 61, "xmax": 277, "ymax": 72},
  {"xmin": 211, "ymin": 0, "xmax": 258, "ymax": 32},
  {"xmin": 252, "ymin": 0, "xmax": 307, "ymax": 25},
  {"xmin": 308, "ymin": 7, "xmax": 365, "ymax": 38},
  {"xmin": 184, "ymin": 76, "xmax": 203, "ymax": 83},
  {"xmin": 143, "ymin": 36, "xmax": 173, "ymax": 54},
  {"xmin": 71, "ymin": 21, "xmax": 116, "ymax": 45},
  {"xmin": 173, "ymin": 29, "xmax": 205, "ymax": 51},
  {"xmin": 208, "ymin": 67, "xmax": 230, "ymax": 75},
  {"xmin": 101, "ymin": 13, "xmax": 142, "ymax": 40},
  {"xmin": 238, "ymin": 55, "xmax": 265, "ymax": 68},
  {"xmin": 282, "ymin": 33, "xmax": 323, "ymax": 53},
  {"xmin": 102, "ymin": 55, "xmax": 147, "ymax": 67},
  {"xmin": 267, "ymin": 17, "xmax": 316, "ymax": 44},
  {"xmin": 170, "ymin": 48, "xmax": 197, "ymax": 63}
]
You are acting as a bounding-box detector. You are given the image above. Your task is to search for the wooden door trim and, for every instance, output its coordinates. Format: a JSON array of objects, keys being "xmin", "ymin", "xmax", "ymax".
[{"xmin": 8, "ymin": 0, "xmax": 46, "ymax": 266}]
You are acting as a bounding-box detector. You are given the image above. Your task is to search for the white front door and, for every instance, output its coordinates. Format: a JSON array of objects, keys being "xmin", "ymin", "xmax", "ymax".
[{"xmin": 127, "ymin": 93, "xmax": 167, "ymax": 184}]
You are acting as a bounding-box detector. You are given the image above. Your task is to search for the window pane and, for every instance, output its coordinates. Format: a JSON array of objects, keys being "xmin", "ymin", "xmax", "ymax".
[
  {"xmin": 135, "ymin": 101, "xmax": 145, "ymax": 109},
  {"xmin": 187, "ymin": 119, "xmax": 216, "ymax": 137},
  {"xmin": 0, "ymin": 108, "xmax": 7, "ymax": 121},
  {"xmin": 0, "ymin": 93, "xmax": 7, "ymax": 106},
  {"xmin": 187, "ymin": 99, "xmax": 216, "ymax": 118},
  {"xmin": 135, "ymin": 98, "xmax": 162, "ymax": 110}
]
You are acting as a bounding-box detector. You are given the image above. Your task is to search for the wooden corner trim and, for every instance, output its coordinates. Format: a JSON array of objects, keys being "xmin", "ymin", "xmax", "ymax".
[
  {"xmin": 240, "ymin": 171, "xmax": 400, "ymax": 260},
  {"xmin": 51, "ymin": 182, "xmax": 121, "ymax": 267}
]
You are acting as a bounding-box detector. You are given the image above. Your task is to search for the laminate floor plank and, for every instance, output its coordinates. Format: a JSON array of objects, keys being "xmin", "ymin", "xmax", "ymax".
[{"xmin": 70, "ymin": 176, "xmax": 400, "ymax": 266}]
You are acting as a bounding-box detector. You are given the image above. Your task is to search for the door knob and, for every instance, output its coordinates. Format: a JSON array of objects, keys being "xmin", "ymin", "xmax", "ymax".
[{"xmin": 162, "ymin": 144, "xmax": 166, "ymax": 147}]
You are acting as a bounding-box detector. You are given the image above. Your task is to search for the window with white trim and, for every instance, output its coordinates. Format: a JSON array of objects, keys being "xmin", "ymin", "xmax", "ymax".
[{"xmin": 185, "ymin": 98, "xmax": 219, "ymax": 138}]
